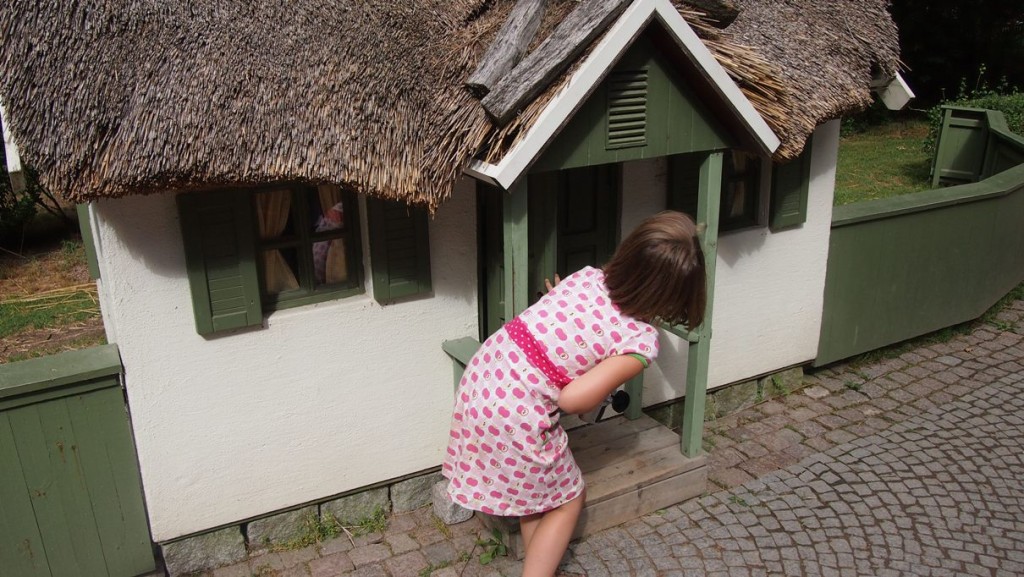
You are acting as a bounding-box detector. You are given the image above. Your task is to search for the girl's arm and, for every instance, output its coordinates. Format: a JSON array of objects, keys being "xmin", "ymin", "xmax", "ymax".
[{"xmin": 557, "ymin": 355, "xmax": 645, "ymax": 415}]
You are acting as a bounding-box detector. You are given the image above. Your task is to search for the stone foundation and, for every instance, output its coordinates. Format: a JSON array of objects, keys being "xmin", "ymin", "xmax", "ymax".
[
  {"xmin": 647, "ymin": 366, "xmax": 807, "ymax": 430},
  {"xmin": 159, "ymin": 470, "xmax": 450, "ymax": 576}
]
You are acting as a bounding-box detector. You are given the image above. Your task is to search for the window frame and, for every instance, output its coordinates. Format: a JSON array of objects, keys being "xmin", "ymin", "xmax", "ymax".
[
  {"xmin": 251, "ymin": 183, "xmax": 364, "ymax": 313},
  {"xmin": 718, "ymin": 150, "xmax": 769, "ymax": 233},
  {"xmin": 666, "ymin": 150, "xmax": 770, "ymax": 235}
]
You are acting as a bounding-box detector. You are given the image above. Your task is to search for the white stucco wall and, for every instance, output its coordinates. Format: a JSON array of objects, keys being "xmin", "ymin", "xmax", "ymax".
[
  {"xmin": 93, "ymin": 178, "xmax": 479, "ymax": 541},
  {"xmin": 706, "ymin": 120, "xmax": 839, "ymax": 388},
  {"xmin": 91, "ymin": 121, "xmax": 839, "ymax": 541}
]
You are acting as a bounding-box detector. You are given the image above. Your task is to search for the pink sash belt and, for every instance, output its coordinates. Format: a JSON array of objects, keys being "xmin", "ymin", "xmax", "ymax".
[{"xmin": 505, "ymin": 318, "xmax": 572, "ymax": 389}]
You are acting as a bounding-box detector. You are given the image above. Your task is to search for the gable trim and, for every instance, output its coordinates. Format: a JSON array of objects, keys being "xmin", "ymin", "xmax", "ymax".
[{"xmin": 465, "ymin": 0, "xmax": 780, "ymax": 190}]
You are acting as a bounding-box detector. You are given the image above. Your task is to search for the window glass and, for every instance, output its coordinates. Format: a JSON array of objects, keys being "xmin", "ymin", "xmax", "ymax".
[
  {"xmin": 262, "ymin": 247, "xmax": 300, "ymax": 295},
  {"xmin": 255, "ymin": 188, "xmax": 295, "ymax": 240},
  {"xmin": 720, "ymin": 151, "xmax": 761, "ymax": 231},
  {"xmin": 314, "ymin": 238, "xmax": 348, "ymax": 286},
  {"xmin": 253, "ymin": 184, "xmax": 360, "ymax": 308}
]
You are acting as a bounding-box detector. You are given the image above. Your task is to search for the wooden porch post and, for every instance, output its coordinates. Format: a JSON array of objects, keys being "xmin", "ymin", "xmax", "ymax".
[
  {"xmin": 503, "ymin": 179, "xmax": 530, "ymax": 319},
  {"xmin": 681, "ymin": 151, "xmax": 722, "ymax": 457}
]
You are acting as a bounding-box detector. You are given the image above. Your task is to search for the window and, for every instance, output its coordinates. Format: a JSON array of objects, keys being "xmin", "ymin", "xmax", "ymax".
[
  {"xmin": 177, "ymin": 185, "xmax": 431, "ymax": 336},
  {"xmin": 254, "ymin": 184, "xmax": 361, "ymax": 310},
  {"xmin": 719, "ymin": 151, "xmax": 763, "ymax": 231},
  {"xmin": 668, "ymin": 146, "xmax": 812, "ymax": 234}
]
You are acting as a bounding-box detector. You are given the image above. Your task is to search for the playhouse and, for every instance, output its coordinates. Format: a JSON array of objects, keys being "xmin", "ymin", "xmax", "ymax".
[{"xmin": 0, "ymin": 0, "xmax": 906, "ymax": 571}]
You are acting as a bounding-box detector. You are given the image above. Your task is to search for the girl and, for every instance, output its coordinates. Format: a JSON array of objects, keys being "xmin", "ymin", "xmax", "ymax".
[{"xmin": 442, "ymin": 211, "xmax": 707, "ymax": 577}]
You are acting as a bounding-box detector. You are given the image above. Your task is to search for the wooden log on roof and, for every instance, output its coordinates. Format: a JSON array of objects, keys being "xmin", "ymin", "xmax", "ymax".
[
  {"xmin": 682, "ymin": 0, "xmax": 740, "ymax": 28},
  {"xmin": 481, "ymin": 0, "xmax": 632, "ymax": 126},
  {"xmin": 466, "ymin": 0, "xmax": 548, "ymax": 98}
]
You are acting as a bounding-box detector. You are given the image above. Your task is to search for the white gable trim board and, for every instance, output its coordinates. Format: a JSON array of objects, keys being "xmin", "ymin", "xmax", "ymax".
[{"xmin": 466, "ymin": 0, "xmax": 780, "ymax": 189}]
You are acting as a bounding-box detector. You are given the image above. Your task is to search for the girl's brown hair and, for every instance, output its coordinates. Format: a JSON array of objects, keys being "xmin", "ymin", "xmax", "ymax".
[{"xmin": 603, "ymin": 211, "xmax": 707, "ymax": 329}]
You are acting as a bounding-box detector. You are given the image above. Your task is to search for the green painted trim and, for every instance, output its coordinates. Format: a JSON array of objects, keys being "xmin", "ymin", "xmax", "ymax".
[
  {"xmin": 480, "ymin": 185, "xmax": 507, "ymax": 339},
  {"xmin": 769, "ymin": 135, "xmax": 812, "ymax": 231},
  {"xmin": 532, "ymin": 33, "xmax": 732, "ymax": 173},
  {"xmin": 442, "ymin": 337, "xmax": 482, "ymax": 366},
  {"xmin": 76, "ymin": 203, "xmax": 101, "ymax": 280},
  {"xmin": 682, "ymin": 151, "xmax": 722, "ymax": 457},
  {"xmin": 1, "ymin": 380, "xmax": 155, "ymax": 575},
  {"xmin": 817, "ymin": 155, "xmax": 1024, "ymax": 365},
  {"xmin": 503, "ymin": 180, "xmax": 530, "ymax": 319},
  {"xmin": 177, "ymin": 190, "xmax": 262, "ymax": 336},
  {"xmin": 443, "ymin": 337, "xmax": 482, "ymax": 391},
  {"xmin": 263, "ymin": 286, "xmax": 366, "ymax": 312},
  {"xmin": 624, "ymin": 374, "xmax": 643, "ymax": 420},
  {"xmin": 0, "ymin": 344, "xmax": 121, "ymax": 404},
  {"xmin": 528, "ymin": 172, "xmax": 559, "ymax": 305},
  {"xmin": 660, "ymin": 322, "xmax": 700, "ymax": 343},
  {"xmin": 367, "ymin": 197, "xmax": 432, "ymax": 303},
  {"xmin": 834, "ymin": 162, "xmax": 1024, "ymax": 226},
  {"xmin": 929, "ymin": 106, "xmax": 1024, "ymax": 188}
]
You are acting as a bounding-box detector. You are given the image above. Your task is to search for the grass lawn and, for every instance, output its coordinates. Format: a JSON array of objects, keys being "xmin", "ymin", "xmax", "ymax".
[
  {"xmin": 834, "ymin": 120, "xmax": 933, "ymax": 206},
  {"xmin": 1, "ymin": 226, "xmax": 105, "ymax": 363}
]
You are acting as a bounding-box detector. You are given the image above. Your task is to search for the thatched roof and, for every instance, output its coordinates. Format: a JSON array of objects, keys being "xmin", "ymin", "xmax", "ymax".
[
  {"xmin": 0, "ymin": 0, "xmax": 900, "ymax": 209},
  {"xmin": 727, "ymin": 0, "xmax": 901, "ymax": 159}
]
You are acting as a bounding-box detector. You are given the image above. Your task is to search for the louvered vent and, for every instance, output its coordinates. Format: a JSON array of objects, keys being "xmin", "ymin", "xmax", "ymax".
[{"xmin": 606, "ymin": 68, "xmax": 649, "ymax": 149}]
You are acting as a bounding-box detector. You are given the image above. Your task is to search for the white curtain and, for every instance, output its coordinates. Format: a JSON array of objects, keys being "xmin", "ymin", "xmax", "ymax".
[{"xmin": 255, "ymin": 189, "xmax": 299, "ymax": 293}]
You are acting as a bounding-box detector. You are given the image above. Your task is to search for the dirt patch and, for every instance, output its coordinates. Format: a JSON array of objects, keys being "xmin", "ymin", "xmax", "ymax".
[
  {"xmin": 1, "ymin": 226, "xmax": 105, "ymax": 364},
  {"xmin": 0, "ymin": 235, "xmax": 92, "ymax": 299},
  {"xmin": 0, "ymin": 317, "xmax": 106, "ymax": 364}
]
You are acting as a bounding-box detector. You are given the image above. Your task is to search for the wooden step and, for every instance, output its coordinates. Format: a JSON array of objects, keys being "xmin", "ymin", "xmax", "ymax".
[{"xmin": 479, "ymin": 414, "xmax": 706, "ymax": 556}]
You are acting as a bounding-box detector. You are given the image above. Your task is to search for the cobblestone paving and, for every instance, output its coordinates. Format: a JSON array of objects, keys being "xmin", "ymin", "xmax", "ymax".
[{"xmin": 202, "ymin": 301, "xmax": 1024, "ymax": 577}]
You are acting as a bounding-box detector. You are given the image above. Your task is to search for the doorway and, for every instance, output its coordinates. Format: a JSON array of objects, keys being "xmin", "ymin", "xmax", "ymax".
[{"xmin": 478, "ymin": 164, "xmax": 620, "ymax": 338}]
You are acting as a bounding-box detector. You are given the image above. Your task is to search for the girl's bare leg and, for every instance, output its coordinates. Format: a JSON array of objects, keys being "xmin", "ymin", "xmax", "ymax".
[
  {"xmin": 520, "ymin": 512, "xmax": 543, "ymax": 551},
  {"xmin": 520, "ymin": 493, "xmax": 585, "ymax": 577}
]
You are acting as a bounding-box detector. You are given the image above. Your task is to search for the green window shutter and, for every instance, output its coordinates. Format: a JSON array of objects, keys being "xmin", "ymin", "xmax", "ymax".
[
  {"xmin": 367, "ymin": 197, "xmax": 432, "ymax": 303},
  {"xmin": 76, "ymin": 203, "xmax": 100, "ymax": 279},
  {"xmin": 770, "ymin": 137, "xmax": 813, "ymax": 231},
  {"xmin": 177, "ymin": 190, "xmax": 262, "ymax": 335}
]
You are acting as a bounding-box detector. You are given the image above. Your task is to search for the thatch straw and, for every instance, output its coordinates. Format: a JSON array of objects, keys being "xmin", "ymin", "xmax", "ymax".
[
  {"xmin": 725, "ymin": 0, "xmax": 901, "ymax": 159},
  {"xmin": 0, "ymin": 0, "xmax": 900, "ymax": 210}
]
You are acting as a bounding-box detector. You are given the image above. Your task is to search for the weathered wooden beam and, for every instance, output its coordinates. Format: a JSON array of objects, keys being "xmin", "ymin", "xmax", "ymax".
[
  {"xmin": 682, "ymin": 0, "xmax": 739, "ymax": 28},
  {"xmin": 482, "ymin": 0, "xmax": 632, "ymax": 126},
  {"xmin": 466, "ymin": 0, "xmax": 548, "ymax": 98}
]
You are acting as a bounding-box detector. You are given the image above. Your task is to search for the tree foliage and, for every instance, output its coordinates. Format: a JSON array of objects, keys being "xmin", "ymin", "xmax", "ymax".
[{"xmin": 892, "ymin": 0, "xmax": 1024, "ymax": 106}]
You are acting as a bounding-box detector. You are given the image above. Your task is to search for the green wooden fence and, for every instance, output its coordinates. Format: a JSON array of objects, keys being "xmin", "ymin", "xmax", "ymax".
[
  {"xmin": 816, "ymin": 107, "xmax": 1024, "ymax": 366},
  {"xmin": 0, "ymin": 345, "xmax": 156, "ymax": 576}
]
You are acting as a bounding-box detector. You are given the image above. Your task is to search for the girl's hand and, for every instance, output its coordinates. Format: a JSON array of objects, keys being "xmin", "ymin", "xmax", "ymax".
[
  {"xmin": 544, "ymin": 274, "xmax": 561, "ymax": 292},
  {"xmin": 557, "ymin": 355, "xmax": 645, "ymax": 415}
]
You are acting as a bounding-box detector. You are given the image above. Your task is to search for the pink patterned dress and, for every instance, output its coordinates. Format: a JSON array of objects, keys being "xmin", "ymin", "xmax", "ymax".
[{"xmin": 442, "ymin": 266, "xmax": 660, "ymax": 516}]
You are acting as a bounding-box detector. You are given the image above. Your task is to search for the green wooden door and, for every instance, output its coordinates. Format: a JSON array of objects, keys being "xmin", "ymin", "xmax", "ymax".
[
  {"xmin": 480, "ymin": 165, "xmax": 619, "ymax": 337},
  {"xmin": 0, "ymin": 346, "xmax": 155, "ymax": 577}
]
